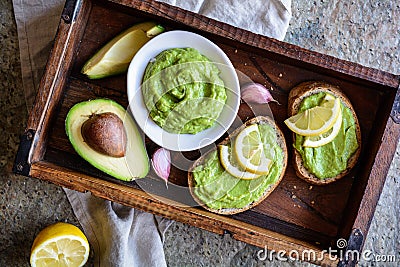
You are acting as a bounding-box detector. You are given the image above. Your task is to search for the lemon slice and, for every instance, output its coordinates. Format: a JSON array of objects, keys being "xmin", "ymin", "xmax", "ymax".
[
  {"xmin": 219, "ymin": 145, "xmax": 261, "ymax": 180},
  {"xmin": 284, "ymin": 95, "xmax": 341, "ymax": 136},
  {"xmin": 30, "ymin": 222, "xmax": 90, "ymax": 267},
  {"xmin": 82, "ymin": 22, "xmax": 164, "ymax": 79},
  {"xmin": 234, "ymin": 124, "xmax": 272, "ymax": 175},
  {"xmin": 303, "ymin": 106, "xmax": 342, "ymax": 147}
]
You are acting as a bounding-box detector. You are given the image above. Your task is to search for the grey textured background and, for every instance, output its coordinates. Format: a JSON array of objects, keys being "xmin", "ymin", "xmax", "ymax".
[{"xmin": 1, "ymin": 0, "xmax": 399, "ymax": 266}]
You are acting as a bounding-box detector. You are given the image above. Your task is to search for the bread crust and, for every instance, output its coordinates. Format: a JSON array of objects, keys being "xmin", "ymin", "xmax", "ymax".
[
  {"xmin": 188, "ymin": 116, "xmax": 288, "ymax": 215},
  {"xmin": 288, "ymin": 81, "xmax": 361, "ymax": 185}
]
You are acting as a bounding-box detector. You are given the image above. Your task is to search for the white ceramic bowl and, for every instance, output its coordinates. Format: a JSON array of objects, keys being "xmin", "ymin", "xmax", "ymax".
[{"xmin": 127, "ymin": 30, "xmax": 240, "ymax": 151}]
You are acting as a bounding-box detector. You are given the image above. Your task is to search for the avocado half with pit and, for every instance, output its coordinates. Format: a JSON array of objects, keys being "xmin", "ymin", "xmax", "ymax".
[{"xmin": 65, "ymin": 98, "xmax": 149, "ymax": 181}]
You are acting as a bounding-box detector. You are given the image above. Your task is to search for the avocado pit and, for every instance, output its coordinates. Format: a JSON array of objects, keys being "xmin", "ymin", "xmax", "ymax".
[{"xmin": 81, "ymin": 112, "xmax": 127, "ymax": 157}]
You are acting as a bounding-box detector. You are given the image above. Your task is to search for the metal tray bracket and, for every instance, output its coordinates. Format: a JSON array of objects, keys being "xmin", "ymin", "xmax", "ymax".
[
  {"xmin": 13, "ymin": 129, "xmax": 35, "ymax": 176},
  {"xmin": 390, "ymin": 84, "xmax": 400, "ymax": 124},
  {"xmin": 337, "ymin": 228, "xmax": 364, "ymax": 267}
]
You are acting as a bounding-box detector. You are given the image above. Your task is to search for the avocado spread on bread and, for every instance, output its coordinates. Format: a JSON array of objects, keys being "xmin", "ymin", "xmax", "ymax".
[
  {"xmin": 192, "ymin": 124, "xmax": 284, "ymax": 210},
  {"xmin": 294, "ymin": 92, "xmax": 359, "ymax": 179}
]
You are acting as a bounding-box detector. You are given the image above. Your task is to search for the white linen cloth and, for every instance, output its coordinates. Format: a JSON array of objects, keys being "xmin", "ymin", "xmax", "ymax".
[{"xmin": 12, "ymin": 0, "xmax": 291, "ymax": 266}]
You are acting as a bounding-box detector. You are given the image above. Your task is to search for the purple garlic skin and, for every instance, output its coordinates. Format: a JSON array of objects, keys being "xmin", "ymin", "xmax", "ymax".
[
  {"xmin": 151, "ymin": 147, "xmax": 171, "ymax": 186},
  {"xmin": 241, "ymin": 83, "xmax": 279, "ymax": 104}
]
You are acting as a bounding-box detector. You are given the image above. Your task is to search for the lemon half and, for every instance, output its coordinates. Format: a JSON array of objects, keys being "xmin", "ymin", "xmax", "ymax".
[{"xmin": 30, "ymin": 222, "xmax": 89, "ymax": 267}]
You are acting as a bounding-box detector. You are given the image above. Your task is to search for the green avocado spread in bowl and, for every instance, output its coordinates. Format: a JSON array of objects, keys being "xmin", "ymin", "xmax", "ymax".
[
  {"xmin": 127, "ymin": 30, "xmax": 240, "ymax": 151},
  {"xmin": 142, "ymin": 47, "xmax": 227, "ymax": 134}
]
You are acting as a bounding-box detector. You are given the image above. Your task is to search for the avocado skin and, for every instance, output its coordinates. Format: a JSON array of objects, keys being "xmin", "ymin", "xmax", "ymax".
[{"xmin": 65, "ymin": 99, "xmax": 149, "ymax": 181}]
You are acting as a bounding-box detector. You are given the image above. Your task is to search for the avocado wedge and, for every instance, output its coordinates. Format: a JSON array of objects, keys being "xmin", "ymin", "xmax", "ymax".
[
  {"xmin": 65, "ymin": 99, "xmax": 149, "ymax": 181},
  {"xmin": 81, "ymin": 22, "xmax": 165, "ymax": 79}
]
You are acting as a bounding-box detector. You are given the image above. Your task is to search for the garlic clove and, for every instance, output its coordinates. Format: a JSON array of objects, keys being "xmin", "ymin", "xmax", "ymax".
[
  {"xmin": 151, "ymin": 147, "xmax": 171, "ymax": 187},
  {"xmin": 241, "ymin": 83, "xmax": 279, "ymax": 104}
]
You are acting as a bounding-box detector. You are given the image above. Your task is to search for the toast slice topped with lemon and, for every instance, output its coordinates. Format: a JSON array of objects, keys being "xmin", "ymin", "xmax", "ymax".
[
  {"xmin": 285, "ymin": 81, "xmax": 361, "ymax": 185},
  {"xmin": 188, "ymin": 116, "xmax": 288, "ymax": 215}
]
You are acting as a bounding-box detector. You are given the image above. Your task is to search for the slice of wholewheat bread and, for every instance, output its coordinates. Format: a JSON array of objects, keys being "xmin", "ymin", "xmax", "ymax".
[
  {"xmin": 188, "ymin": 116, "xmax": 288, "ymax": 215},
  {"xmin": 288, "ymin": 81, "xmax": 361, "ymax": 185}
]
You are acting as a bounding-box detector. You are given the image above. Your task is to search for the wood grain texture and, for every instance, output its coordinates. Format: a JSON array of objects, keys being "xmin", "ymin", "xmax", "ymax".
[
  {"xmin": 17, "ymin": 0, "xmax": 400, "ymax": 266},
  {"xmin": 339, "ymin": 116, "xmax": 400, "ymax": 241},
  {"xmin": 30, "ymin": 160, "xmax": 339, "ymax": 266},
  {"xmin": 26, "ymin": 0, "xmax": 92, "ymax": 163}
]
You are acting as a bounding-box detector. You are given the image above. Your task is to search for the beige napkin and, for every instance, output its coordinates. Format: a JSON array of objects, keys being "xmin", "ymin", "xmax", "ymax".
[
  {"xmin": 63, "ymin": 188, "xmax": 171, "ymax": 266},
  {"xmin": 12, "ymin": 0, "xmax": 291, "ymax": 266}
]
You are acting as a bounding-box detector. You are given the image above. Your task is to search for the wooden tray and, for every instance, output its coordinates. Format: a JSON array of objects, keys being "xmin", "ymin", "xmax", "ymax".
[{"xmin": 13, "ymin": 0, "xmax": 400, "ymax": 266}]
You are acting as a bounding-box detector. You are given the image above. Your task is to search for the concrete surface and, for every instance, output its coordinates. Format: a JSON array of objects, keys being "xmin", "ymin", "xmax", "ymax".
[{"xmin": 1, "ymin": 0, "xmax": 399, "ymax": 266}]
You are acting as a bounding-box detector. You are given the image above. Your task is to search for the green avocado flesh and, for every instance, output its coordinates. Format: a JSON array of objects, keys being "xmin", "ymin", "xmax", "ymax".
[
  {"xmin": 65, "ymin": 99, "xmax": 149, "ymax": 181},
  {"xmin": 192, "ymin": 124, "xmax": 284, "ymax": 210},
  {"xmin": 142, "ymin": 47, "xmax": 227, "ymax": 134},
  {"xmin": 81, "ymin": 22, "xmax": 164, "ymax": 79},
  {"xmin": 294, "ymin": 92, "xmax": 359, "ymax": 179}
]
